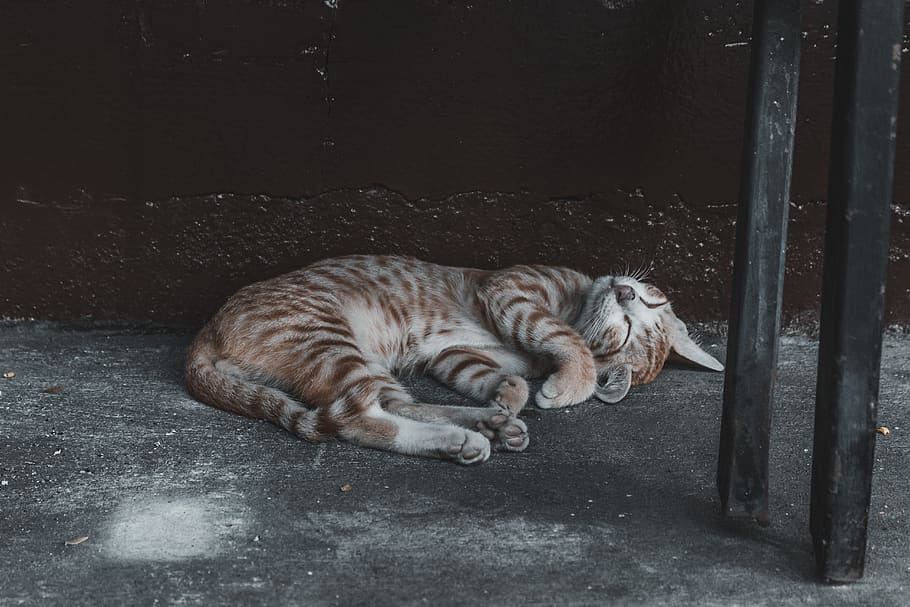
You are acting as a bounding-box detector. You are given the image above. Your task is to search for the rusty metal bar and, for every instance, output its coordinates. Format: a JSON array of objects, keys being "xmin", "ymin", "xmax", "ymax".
[
  {"xmin": 718, "ymin": 0, "xmax": 801, "ymax": 524},
  {"xmin": 810, "ymin": 0, "xmax": 904, "ymax": 583}
]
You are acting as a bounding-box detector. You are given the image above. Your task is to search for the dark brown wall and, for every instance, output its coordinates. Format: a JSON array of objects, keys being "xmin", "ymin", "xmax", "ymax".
[{"xmin": 2, "ymin": 1, "xmax": 909, "ymax": 326}]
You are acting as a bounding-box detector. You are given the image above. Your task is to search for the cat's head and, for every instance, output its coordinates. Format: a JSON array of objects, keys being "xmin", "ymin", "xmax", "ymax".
[{"xmin": 576, "ymin": 275, "xmax": 724, "ymax": 404}]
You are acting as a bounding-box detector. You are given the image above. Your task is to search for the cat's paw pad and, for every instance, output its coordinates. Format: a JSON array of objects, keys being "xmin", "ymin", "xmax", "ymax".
[
  {"xmin": 535, "ymin": 374, "xmax": 595, "ymax": 409},
  {"xmin": 476, "ymin": 408, "xmax": 511, "ymax": 439},
  {"xmin": 492, "ymin": 376, "xmax": 529, "ymax": 414},
  {"xmin": 486, "ymin": 417, "xmax": 529, "ymax": 453},
  {"xmin": 444, "ymin": 429, "xmax": 491, "ymax": 465}
]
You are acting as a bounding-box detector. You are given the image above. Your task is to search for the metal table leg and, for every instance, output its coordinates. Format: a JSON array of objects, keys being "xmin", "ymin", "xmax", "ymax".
[
  {"xmin": 718, "ymin": 0, "xmax": 801, "ymax": 525},
  {"xmin": 810, "ymin": 0, "xmax": 904, "ymax": 583}
]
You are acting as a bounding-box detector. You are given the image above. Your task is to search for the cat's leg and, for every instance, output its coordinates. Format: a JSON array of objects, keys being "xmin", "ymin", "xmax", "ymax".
[
  {"xmin": 365, "ymin": 370, "xmax": 525, "ymax": 450},
  {"xmin": 285, "ymin": 362, "xmax": 492, "ymax": 464},
  {"xmin": 382, "ymin": 400, "xmax": 529, "ymax": 452},
  {"xmin": 425, "ymin": 346, "xmax": 531, "ymax": 413},
  {"xmin": 421, "ymin": 347, "xmax": 531, "ymax": 450},
  {"xmin": 483, "ymin": 299, "xmax": 596, "ymax": 409},
  {"xmin": 338, "ymin": 405, "xmax": 492, "ymax": 465}
]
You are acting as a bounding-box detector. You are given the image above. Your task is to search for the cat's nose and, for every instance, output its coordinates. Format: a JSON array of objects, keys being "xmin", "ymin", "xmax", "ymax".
[{"xmin": 614, "ymin": 284, "xmax": 636, "ymax": 303}]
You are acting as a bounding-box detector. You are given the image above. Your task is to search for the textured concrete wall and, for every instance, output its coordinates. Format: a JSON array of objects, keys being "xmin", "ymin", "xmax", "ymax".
[{"xmin": 2, "ymin": 1, "xmax": 909, "ymax": 325}]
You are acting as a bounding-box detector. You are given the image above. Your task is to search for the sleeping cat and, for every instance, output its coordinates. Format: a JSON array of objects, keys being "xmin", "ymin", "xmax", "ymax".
[{"xmin": 185, "ymin": 255, "xmax": 723, "ymax": 464}]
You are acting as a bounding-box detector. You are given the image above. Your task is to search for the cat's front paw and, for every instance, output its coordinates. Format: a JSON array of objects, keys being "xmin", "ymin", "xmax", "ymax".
[
  {"xmin": 477, "ymin": 411, "xmax": 529, "ymax": 453},
  {"xmin": 491, "ymin": 376, "xmax": 529, "ymax": 415},
  {"xmin": 444, "ymin": 429, "xmax": 491, "ymax": 465},
  {"xmin": 535, "ymin": 371, "xmax": 596, "ymax": 409},
  {"xmin": 492, "ymin": 418, "xmax": 529, "ymax": 452}
]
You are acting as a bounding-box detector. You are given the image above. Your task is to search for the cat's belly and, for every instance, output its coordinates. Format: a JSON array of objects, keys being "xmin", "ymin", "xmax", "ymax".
[
  {"xmin": 342, "ymin": 302, "xmax": 496, "ymax": 366},
  {"xmin": 416, "ymin": 325, "xmax": 503, "ymax": 360}
]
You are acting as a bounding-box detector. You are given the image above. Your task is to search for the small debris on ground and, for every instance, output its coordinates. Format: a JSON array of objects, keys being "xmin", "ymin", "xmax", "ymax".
[
  {"xmin": 43, "ymin": 386, "xmax": 64, "ymax": 394},
  {"xmin": 878, "ymin": 426, "xmax": 890, "ymax": 436},
  {"xmin": 340, "ymin": 484, "xmax": 353, "ymax": 492},
  {"xmin": 64, "ymin": 536, "xmax": 89, "ymax": 546},
  {"xmin": 2, "ymin": 371, "xmax": 14, "ymax": 379}
]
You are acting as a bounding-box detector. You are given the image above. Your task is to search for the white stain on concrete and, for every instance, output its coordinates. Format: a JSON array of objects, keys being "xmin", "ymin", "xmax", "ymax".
[
  {"xmin": 103, "ymin": 495, "xmax": 246, "ymax": 561},
  {"xmin": 295, "ymin": 507, "xmax": 612, "ymax": 567}
]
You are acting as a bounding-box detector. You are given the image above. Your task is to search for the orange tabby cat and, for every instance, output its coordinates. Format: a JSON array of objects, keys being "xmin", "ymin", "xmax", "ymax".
[{"xmin": 186, "ymin": 255, "xmax": 722, "ymax": 464}]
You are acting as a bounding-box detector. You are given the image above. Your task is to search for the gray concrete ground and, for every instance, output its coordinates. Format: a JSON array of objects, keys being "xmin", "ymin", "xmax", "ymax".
[{"xmin": 0, "ymin": 323, "xmax": 907, "ymax": 606}]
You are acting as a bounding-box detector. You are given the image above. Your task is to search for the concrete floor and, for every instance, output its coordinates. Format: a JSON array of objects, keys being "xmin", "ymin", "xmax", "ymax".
[{"xmin": 0, "ymin": 323, "xmax": 907, "ymax": 606}]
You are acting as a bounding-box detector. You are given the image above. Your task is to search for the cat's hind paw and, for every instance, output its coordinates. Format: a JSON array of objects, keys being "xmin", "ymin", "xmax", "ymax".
[
  {"xmin": 492, "ymin": 418, "xmax": 529, "ymax": 452},
  {"xmin": 478, "ymin": 412, "xmax": 529, "ymax": 453},
  {"xmin": 444, "ymin": 429, "xmax": 491, "ymax": 465}
]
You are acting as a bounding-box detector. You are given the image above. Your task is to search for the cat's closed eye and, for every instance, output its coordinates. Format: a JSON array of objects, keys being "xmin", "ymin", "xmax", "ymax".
[{"xmin": 640, "ymin": 296, "xmax": 668, "ymax": 309}]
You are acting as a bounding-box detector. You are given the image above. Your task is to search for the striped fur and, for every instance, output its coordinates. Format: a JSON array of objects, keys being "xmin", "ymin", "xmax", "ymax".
[{"xmin": 185, "ymin": 255, "xmax": 722, "ymax": 464}]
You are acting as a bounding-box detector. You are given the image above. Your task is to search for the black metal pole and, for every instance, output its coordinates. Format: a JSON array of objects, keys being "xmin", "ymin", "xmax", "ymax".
[
  {"xmin": 717, "ymin": 0, "xmax": 801, "ymax": 524},
  {"xmin": 810, "ymin": 0, "xmax": 904, "ymax": 583}
]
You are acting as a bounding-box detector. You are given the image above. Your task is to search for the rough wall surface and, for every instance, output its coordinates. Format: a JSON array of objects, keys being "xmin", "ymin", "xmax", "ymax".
[{"xmin": 2, "ymin": 1, "xmax": 909, "ymax": 325}]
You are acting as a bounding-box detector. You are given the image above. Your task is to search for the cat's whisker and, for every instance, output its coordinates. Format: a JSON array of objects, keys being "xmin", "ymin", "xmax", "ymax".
[{"xmin": 630, "ymin": 259, "xmax": 653, "ymax": 282}]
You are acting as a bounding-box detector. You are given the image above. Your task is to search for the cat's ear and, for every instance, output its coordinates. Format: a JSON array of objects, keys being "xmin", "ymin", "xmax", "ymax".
[
  {"xmin": 594, "ymin": 363, "xmax": 633, "ymax": 404},
  {"xmin": 667, "ymin": 317, "xmax": 724, "ymax": 372}
]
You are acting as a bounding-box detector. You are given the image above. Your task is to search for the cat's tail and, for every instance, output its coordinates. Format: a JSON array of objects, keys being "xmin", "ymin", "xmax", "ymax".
[{"xmin": 184, "ymin": 327, "xmax": 328, "ymax": 442}]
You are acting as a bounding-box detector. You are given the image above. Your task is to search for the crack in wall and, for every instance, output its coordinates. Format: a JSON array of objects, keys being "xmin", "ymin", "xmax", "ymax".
[
  {"xmin": 317, "ymin": 1, "xmax": 337, "ymax": 94},
  {"xmin": 319, "ymin": 0, "xmax": 339, "ymax": 190}
]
